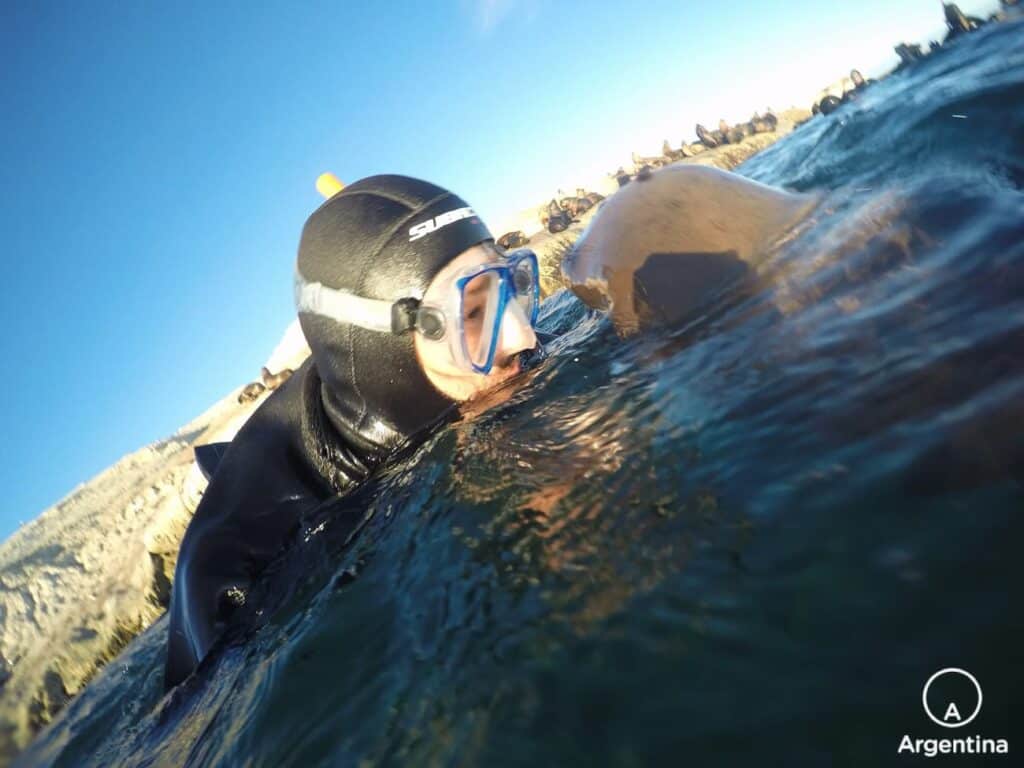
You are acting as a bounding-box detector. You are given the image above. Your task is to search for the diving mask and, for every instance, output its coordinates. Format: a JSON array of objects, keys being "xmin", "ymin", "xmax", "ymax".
[{"xmin": 295, "ymin": 248, "xmax": 540, "ymax": 375}]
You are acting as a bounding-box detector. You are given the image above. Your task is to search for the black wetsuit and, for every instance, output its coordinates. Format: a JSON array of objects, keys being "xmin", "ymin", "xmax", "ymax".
[{"xmin": 164, "ymin": 175, "xmax": 493, "ymax": 689}]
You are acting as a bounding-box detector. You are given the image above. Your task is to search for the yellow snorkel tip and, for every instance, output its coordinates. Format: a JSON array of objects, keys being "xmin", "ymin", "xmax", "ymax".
[{"xmin": 316, "ymin": 172, "xmax": 345, "ymax": 200}]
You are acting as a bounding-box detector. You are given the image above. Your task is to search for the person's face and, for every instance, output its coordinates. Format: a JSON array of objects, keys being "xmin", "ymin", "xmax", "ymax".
[{"xmin": 415, "ymin": 243, "xmax": 538, "ymax": 402}]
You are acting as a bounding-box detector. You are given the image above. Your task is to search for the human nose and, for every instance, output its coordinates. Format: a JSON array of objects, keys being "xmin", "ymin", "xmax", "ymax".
[{"xmin": 498, "ymin": 299, "xmax": 537, "ymax": 357}]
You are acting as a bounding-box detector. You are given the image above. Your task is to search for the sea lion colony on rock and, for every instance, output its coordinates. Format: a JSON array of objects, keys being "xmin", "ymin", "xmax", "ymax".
[
  {"xmin": 810, "ymin": 68, "xmax": 876, "ymax": 115},
  {"xmin": 812, "ymin": 3, "xmax": 1009, "ymax": 117},
  {"xmin": 605, "ymin": 111, "xmax": 779, "ymax": 190},
  {"xmin": 542, "ymin": 0, "xmax": 1012, "ymax": 236},
  {"xmin": 693, "ymin": 111, "xmax": 778, "ymax": 150},
  {"xmin": 539, "ymin": 188, "xmax": 605, "ymax": 234},
  {"xmin": 888, "ymin": 2, "xmax": 1004, "ymax": 75},
  {"xmin": 589, "ymin": 107, "xmax": 785, "ymax": 202}
]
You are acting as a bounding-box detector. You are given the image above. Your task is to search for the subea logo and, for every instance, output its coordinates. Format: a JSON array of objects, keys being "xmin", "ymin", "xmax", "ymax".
[{"xmin": 409, "ymin": 206, "xmax": 476, "ymax": 241}]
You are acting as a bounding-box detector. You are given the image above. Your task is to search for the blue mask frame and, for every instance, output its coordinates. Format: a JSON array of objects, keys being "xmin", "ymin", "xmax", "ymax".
[{"xmin": 454, "ymin": 249, "xmax": 539, "ymax": 374}]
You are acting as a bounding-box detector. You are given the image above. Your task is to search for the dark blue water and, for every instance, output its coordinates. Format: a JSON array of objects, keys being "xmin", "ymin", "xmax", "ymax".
[{"xmin": 18, "ymin": 18, "xmax": 1024, "ymax": 768}]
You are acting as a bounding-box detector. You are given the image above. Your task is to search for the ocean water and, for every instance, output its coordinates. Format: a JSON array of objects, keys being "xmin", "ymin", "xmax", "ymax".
[{"xmin": 18, "ymin": 18, "xmax": 1024, "ymax": 768}]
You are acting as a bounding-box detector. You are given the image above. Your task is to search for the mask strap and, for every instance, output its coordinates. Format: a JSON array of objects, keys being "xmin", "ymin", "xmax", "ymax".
[
  {"xmin": 295, "ymin": 270, "xmax": 445, "ymax": 338},
  {"xmin": 294, "ymin": 270, "xmax": 396, "ymax": 334}
]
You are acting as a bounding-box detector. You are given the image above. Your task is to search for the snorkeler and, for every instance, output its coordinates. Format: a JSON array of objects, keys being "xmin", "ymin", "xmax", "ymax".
[{"xmin": 164, "ymin": 175, "xmax": 539, "ymax": 689}]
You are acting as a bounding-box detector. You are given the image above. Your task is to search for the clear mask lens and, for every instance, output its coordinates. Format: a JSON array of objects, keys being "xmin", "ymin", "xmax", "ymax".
[
  {"xmin": 511, "ymin": 256, "xmax": 538, "ymax": 320},
  {"xmin": 461, "ymin": 270, "xmax": 502, "ymax": 368}
]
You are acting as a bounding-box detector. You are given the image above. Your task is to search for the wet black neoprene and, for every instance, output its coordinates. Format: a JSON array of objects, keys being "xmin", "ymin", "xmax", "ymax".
[{"xmin": 164, "ymin": 176, "xmax": 493, "ymax": 689}]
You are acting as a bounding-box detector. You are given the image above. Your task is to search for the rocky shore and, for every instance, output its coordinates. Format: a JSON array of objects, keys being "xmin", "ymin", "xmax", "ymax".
[{"xmin": 0, "ymin": 331, "xmax": 310, "ymax": 761}]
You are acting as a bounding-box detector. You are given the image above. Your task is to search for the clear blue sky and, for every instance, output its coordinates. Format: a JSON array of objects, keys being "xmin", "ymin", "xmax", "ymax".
[{"xmin": 0, "ymin": 0, "xmax": 998, "ymax": 540}]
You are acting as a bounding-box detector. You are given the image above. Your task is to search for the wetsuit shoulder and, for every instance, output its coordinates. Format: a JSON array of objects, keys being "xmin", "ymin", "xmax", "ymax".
[{"xmin": 164, "ymin": 359, "xmax": 345, "ymax": 689}]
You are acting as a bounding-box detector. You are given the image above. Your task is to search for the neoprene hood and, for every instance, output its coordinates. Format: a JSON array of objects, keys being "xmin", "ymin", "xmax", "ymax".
[{"xmin": 297, "ymin": 174, "xmax": 494, "ymax": 450}]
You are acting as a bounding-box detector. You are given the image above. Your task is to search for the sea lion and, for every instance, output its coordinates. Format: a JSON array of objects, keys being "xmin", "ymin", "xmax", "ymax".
[
  {"xmin": 818, "ymin": 94, "xmax": 843, "ymax": 115},
  {"xmin": 546, "ymin": 200, "xmax": 572, "ymax": 233},
  {"xmin": 842, "ymin": 69, "xmax": 875, "ymax": 103},
  {"xmin": 498, "ymin": 230, "xmax": 530, "ymax": 249},
  {"xmin": 695, "ymin": 124, "xmax": 719, "ymax": 149},
  {"xmin": 561, "ymin": 165, "xmax": 818, "ymax": 335},
  {"xmin": 548, "ymin": 213, "xmax": 571, "ymax": 233},
  {"xmin": 727, "ymin": 124, "xmax": 751, "ymax": 144},
  {"xmin": 260, "ymin": 366, "xmax": 294, "ymax": 390},
  {"xmin": 632, "ymin": 151, "xmax": 668, "ymax": 171},
  {"xmin": 943, "ymin": 2, "xmax": 985, "ymax": 40},
  {"xmin": 894, "ymin": 42, "xmax": 925, "ymax": 68},
  {"xmin": 750, "ymin": 111, "xmax": 777, "ymax": 133},
  {"xmin": 237, "ymin": 382, "xmax": 266, "ymax": 404},
  {"xmin": 662, "ymin": 139, "xmax": 685, "ymax": 161}
]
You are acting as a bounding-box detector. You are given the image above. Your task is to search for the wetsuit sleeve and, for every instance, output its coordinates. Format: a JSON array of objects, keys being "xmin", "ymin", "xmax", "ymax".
[{"xmin": 164, "ymin": 363, "xmax": 333, "ymax": 689}]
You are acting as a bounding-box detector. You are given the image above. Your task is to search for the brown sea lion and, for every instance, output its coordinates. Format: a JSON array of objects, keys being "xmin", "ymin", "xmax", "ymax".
[
  {"xmin": 695, "ymin": 124, "xmax": 719, "ymax": 148},
  {"xmin": 727, "ymin": 124, "xmax": 752, "ymax": 144},
  {"xmin": 260, "ymin": 366, "xmax": 294, "ymax": 390},
  {"xmin": 546, "ymin": 199, "xmax": 572, "ymax": 233},
  {"xmin": 561, "ymin": 164, "xmax": 818, "ymax": 335},
  {"xmin": 237, "ymin": 382, "xmax": 266, "ymax": 404},
  {"xmin": 498, "ymin": 230, "xmax": 530, "ymax": 249},
  {"xmin": 661, "ymin": 139, "xmax": 685, "ymax": 161},
  {"xmin": 548, "ymin": 212, "xmax": 572, "ymax": 233},
  {"xmin": 632, "ymin": 151, "xmax": 668, "ymax": 171}
]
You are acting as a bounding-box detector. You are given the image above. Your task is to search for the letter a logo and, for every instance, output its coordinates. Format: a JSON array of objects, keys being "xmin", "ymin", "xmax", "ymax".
[{"xmin": 922, "ymin": 668, "xmax": 983, "ymax": 729}]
